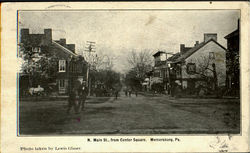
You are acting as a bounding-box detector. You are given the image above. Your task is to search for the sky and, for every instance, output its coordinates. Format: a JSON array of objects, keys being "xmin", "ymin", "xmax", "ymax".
[{"xmin": 19, "ymin": 10, "xmax": 240, "ymax": 73}]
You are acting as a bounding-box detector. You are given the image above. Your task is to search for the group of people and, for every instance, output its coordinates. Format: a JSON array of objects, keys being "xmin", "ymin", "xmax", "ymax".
[
  {"xmin": 67, "ymin": 81, "xmax": 88, "ymax": 114},
  {"xmin": 124, "ymin": 89, "xmax": 138, "ymax": 97}
]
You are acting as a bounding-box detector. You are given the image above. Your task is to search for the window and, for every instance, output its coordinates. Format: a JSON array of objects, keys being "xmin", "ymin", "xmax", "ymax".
[
  {"xmin": 187, "ymin": 63, "xmax": 196, "ymax": 74},
  {"xmin": 176, "ymin": 65, "xmax": 181, "ymax": 77},
  {"xmin": 59, "ymin": 60, "xmax": 66, "ymax": 72},
  {"xmin": 209, "ymin": 52, "xmax": 215, "ymax": 59},
  {"xmin": 59, "ymin": 80, "xmax": 65, "ymax": 88}
]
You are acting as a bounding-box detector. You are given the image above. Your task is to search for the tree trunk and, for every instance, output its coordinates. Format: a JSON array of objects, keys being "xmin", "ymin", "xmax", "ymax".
[{"xmin": 212, "ymin": 63, "xmax": 218, "ymax": 90}]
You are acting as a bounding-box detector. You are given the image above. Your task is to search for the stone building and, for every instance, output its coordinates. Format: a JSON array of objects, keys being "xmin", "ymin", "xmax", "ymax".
[{"xmin": 170, "ymin": 33, "xmax": 227, "ymax": 94}]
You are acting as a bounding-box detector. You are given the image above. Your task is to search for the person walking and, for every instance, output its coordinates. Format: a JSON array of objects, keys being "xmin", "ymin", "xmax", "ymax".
[
  {"xmin": 128, "ymin": 89, "xmax": 132, "ymax": 97},
  {"xmin": 135, "ymin": 89, "xmax": 138, "ymax": 97},
  {"xmin": 115, "ymin": 90, "xmax": 119, "ymax": 100},
  {"xmin": 78, "ymin": 81, "xmax": 88, "ymax": 111},
  {"xmin": 124, "ymin": 89, "xmax": 128, "ymax": 97}
]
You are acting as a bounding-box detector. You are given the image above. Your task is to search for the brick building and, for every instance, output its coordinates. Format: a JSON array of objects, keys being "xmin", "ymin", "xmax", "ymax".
[
  {"xmin": 19, "ymin": 28, "xmax": 87, "ymax": 95},
  {"xmin": 224, "ymin": 20, "xmax": 240, "ymax": 96}
]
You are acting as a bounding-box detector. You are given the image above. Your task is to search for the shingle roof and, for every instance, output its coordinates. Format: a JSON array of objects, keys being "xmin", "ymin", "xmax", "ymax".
[
  {"xmin": 174, "ymin": 39, "xmax": 226, "ymax": 63},
  {"xmin": 167, "ymin": 52, "xmax": 181, "ymax": 63}
]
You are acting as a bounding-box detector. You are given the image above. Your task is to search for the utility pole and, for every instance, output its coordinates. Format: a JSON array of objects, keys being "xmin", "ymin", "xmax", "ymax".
[
  {"xmin": 84, "ymin": 41, "xmax": 96, "ymax": 95},
  {"xmin": 164, "ymin": 51, "xmax": 174, "ymax": 94}
]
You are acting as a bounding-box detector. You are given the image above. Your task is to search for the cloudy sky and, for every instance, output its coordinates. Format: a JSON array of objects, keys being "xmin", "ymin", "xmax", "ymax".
[{"xmin": 19, "ymin": 10, "xmax": 239, "ymax": 73}]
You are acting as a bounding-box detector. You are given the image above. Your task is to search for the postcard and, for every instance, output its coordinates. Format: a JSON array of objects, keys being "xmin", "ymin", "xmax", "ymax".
[{"xmin": 1, "ymin": 2, "xmax": 249, "ymax": 153}]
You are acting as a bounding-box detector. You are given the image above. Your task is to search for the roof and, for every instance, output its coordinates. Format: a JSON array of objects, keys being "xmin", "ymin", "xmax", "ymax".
[
  {"xmin": 167, "ymin": 52, "xmax": 181, "ymax": 63},
  {"xmin": 224, "ymin": 29, "xmax": 239, "ymax": 39},
  {"xmin": 175, "ymin": 39, "xmax": 227, "ymax": 63},
  {"xmin": 153, "ymin": 51, "xmax": 165, "ymax": 57},
  {"xmin": 52, "ymin": 40, "xmax": 77, "ymax": 57}
]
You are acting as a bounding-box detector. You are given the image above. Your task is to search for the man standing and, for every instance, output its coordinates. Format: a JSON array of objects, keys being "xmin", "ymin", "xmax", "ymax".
[
  {"xmin": 135, "ymin": 89, "xmax": 138, "ymax": 97},
  {"xmin": 78, "ymin": 81, "xmax": 88, "ymax": 111},
  {"xmin": 124, "ymin": 89, "xmax": 128, "ymax": 97},
  {"xmin": 115, "ymin": 89, "xmax": 119, "ymax": 100},
  {"xmin": 128, "ymin": 89, "xmax": 132, "ymax": 97}
]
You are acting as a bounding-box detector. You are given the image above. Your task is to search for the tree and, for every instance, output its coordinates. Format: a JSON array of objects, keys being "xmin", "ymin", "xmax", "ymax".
[
  {"xmin": 91, "ymin": 53, "xmax": 116, "ymax": 70},
  {"xmin": 186, "ymin": 55, "xmax": 225, "ymax": 95},
  {"xmin": 226, "ymin": 50, "xmax": 240, "ymax": 95},
  {"xmin": 78, "ymin": 43, "xmax": 116, "ymax": 71},
  {"xmin": 124, "ymin": 68, "xmax": 142, "ymax": 91},
  {"xmin": 125, "ymin": 49, "xmax": 153, "ymax": 90},
  {"xmin": 19, "ymin": 43, "xmax": 59, "ymax": 88},
  {"xmin": 91, "ymin": 69, "xmax": 121, "ymax": 96}
]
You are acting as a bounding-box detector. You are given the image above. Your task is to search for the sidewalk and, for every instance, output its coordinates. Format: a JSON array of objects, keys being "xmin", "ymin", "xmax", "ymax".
[
  {"xmin": 166, "ymin": 97, "xmax": 240, "ymax": 104},
  {"xmin": 138, "ymin": 91, "xmax": 239, "ymax": 104},
  {"xmin": 138, "ymin": 91, "xmax": 166, "ymax": 97},
  {"xmin": 19, "ymin": 95, "xmax": 112, "ymax": 102}
]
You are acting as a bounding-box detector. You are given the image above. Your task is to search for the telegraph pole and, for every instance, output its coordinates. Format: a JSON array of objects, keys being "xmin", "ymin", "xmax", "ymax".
[
  {"xmin": 84, "ymin": 41, "xmax": 96, "ymax": 95},
  {"xmin": 164, "ymin": 51, "xmax": 174, "ymax": 94}
]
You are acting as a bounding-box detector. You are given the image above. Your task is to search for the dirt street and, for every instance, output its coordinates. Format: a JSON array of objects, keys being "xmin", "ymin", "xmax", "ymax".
[{"xmin": 19, "ymin": 93, "xmax": 240, "ymax": 135}]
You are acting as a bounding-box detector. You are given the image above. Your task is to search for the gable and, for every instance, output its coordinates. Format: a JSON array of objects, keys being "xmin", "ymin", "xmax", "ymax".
[
  {"xmin": 50, "ymin": 41, "xmax": 77, "ymax": 59},
  {"xmin": 185, "ymin": 40, "xmax": 226, "ymax": 63},
  {"xmin": 176, "ymin": 39, "xmax": 226, "ymax": 63}
]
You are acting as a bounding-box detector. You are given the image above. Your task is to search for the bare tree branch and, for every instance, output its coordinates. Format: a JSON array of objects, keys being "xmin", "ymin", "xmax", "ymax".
[{"xmin": 126, "ymin": 49, "xmax": 153, "ymax": 83}]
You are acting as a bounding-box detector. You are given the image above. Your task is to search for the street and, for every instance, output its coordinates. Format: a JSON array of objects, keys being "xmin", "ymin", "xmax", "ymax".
[{"xmin": 19, "ymin": 93, "xmax": 240, "ymax": 135}]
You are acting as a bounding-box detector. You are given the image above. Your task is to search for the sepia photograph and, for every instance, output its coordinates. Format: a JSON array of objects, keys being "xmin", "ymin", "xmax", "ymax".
[{"xmin": 17, "ymin": 10, "xmax": 241, "ymax": 135}]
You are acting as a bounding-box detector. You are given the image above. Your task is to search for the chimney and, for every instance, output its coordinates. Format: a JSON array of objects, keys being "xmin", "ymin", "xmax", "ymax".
[
  {"xmin": 44, "ymin": 29, "xmax": 52, "ymax": 45},
  {"xmin": 180, "ymin": 44, "xmax": 187, "ymax": 54},
  {"xmin": 67, "ymin": 44, "xmax": 75, "ymax": 53},
  {"xmin": 180, "ymin": 44, "xmax": 185, "ymax": 52},
  {"xmin": 204, "ymin": 33, "xmax": 217, "ymax": 42},
  {"xmin": 59, "ymin": 38, "xmax": 66, "ymax": 46},
  {"xmin": 20, "ymin": 29, "xmax": 29, "ymax": 43},
  {"xmin": 194, "ymin": 41, "xmax": 199, "ymax": 46}
]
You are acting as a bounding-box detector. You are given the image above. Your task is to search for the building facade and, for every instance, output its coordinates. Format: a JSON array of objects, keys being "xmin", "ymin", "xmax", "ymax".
[
  {"xmin": 150, "ymin": 51, "xmax": 172, "ymax": 93},
  {"xmin": 171, "ymin": 33, "xmax": 227, "ymax": 94},
  {"xmin": 224, "ymin": 20, "xmax": 240, "ymax": 96},
  {"xmin": 19, "ymin": 28, "xmax": 87, "ymax": 95}
]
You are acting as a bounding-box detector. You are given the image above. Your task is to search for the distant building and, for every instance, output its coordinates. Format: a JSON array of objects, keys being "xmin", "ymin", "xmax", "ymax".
[
  {"xmin": 170, "ymin": 33, "xmax": 227, "ymax": 94},
  {"xmin": 19, "ymin": 28, "xmax": 87, "ymax": 95},
  {"xmin": 150, "ymin": 51, "xmax": 173, "ymax": 92},
  {"xmin": 224, "ymin": 20, "xmax": 240, "ymax": 96},
  {"xmin": 153, "ymin": 51, "xmax": 167, "ymax": 67}
]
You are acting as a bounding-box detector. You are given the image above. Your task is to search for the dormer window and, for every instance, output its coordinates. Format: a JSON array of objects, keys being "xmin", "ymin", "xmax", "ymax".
[{"xmin": 59, "ymin": 60, "xmax": 66, "ymax": 72}]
